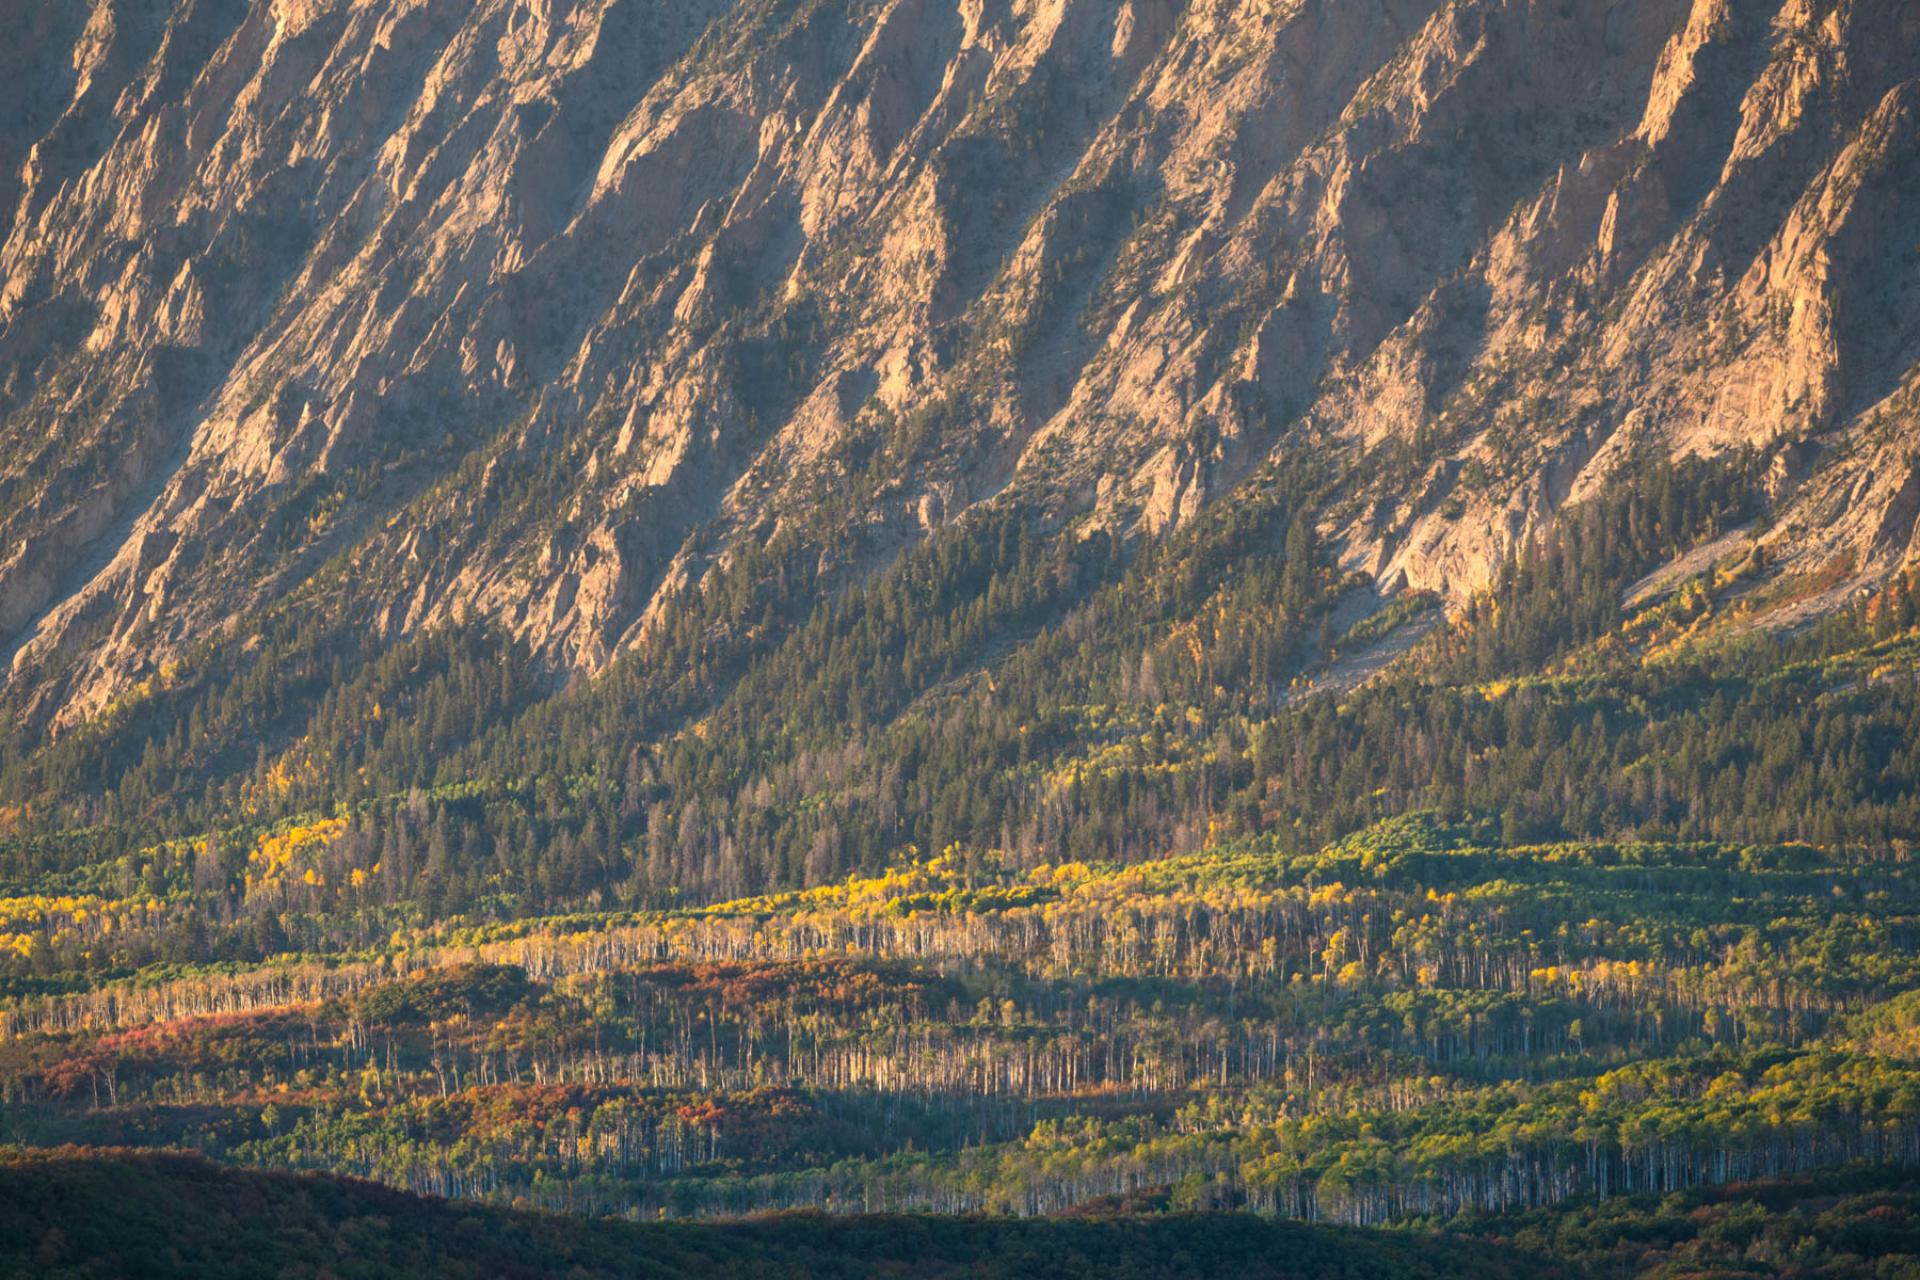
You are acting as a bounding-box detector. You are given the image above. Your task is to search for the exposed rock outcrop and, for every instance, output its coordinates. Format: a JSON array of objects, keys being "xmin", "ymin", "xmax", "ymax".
[{"xmin": 1, "ymin": 0, "xmax": 1915, "ymax": 727}]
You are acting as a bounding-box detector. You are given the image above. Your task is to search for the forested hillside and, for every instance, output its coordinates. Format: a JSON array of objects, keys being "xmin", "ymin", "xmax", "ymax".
[
  {"xmin": 0, "ymin": 1147, "xmax": 1552, "ymax": 1280},
  {"xmin": 8, "ymin": 1149, "xmax": 1920, "ymax": 1279},
  {"xmin": 3, "ymin": 0, "xmax": 1920, "ymax": 1272},
  {"xmin": 3, "ymin": 806, "xmax": 1918, "ymax": 1225},
  {"xmin": 4, "ymin": 436, "xmax": 1919, "ymax": 1259},
  {"xmin": 3, "ymin": 449, "xmax": 1917, "ymax": 954},
  {"xmin": 2, "ymin": 0, "xmax": 1919, "ymax": 900}
]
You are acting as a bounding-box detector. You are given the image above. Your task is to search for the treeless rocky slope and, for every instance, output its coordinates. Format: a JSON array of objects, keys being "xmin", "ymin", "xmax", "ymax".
[{"xmin": 2, "ymin": 0, "xmax": 1916, "ymax": 726}]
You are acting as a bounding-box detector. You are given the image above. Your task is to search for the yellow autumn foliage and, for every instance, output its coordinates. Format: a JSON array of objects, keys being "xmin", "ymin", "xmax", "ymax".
[{"xmin": 244, "ymin": 817, "xmax": 348, "ymax": 899}]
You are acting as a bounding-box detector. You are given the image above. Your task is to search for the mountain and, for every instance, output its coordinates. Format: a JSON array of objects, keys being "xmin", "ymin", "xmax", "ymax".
[
  {"xmin": 0, "ymin": 0, "xmax": 1918, "ymax": 917},
  {"xmin": 9, "ymin": 5, "xmax": 1920, "ymax": 1267},
  {"xmin": 3, "ymin": 0, "xmax": 1918, "ymax": 738}
]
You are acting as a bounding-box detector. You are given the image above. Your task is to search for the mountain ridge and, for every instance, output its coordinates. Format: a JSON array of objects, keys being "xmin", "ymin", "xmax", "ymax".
[{"xmin": 2, "ymin": 0, "xmax": 1916, "ymax": 736}]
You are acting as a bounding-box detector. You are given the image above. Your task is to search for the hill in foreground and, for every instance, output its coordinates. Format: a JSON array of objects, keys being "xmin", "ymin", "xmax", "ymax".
[
  {"xmin": 1, "ymin": 1147, "xmax": 1554, "ymax": 1280},
  {"xmin": 7, "ymin": 1148, "xmax": 1920, "ymax": 1280}
]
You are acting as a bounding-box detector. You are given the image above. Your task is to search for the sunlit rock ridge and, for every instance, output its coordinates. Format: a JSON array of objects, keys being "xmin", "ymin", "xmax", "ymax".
[{"xmin": 2, "ymin": 0, "xmax": 1917, "ymax": 725}]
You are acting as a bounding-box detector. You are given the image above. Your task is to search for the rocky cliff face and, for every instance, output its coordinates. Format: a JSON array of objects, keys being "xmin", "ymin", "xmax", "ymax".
[{"xmin": 3, "ymin": 0, "xmax": 1917, "ymax": 728}]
